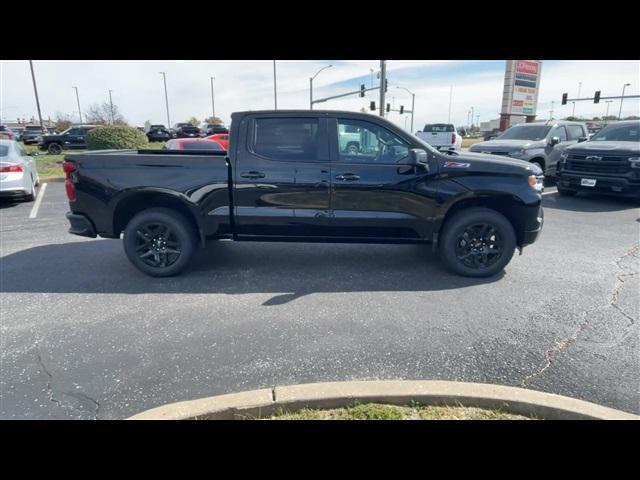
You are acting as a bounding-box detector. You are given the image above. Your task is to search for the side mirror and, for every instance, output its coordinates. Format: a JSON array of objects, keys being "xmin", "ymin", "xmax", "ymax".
[
  {"xmin": 402, "ymin": 148, "xmax": 429, "ymax": 172},
  {"xmin": 577, "ymin": 136, "xmax": 588, "ymax": 143},
  {"xmin": 549, "ymin": 136, "xmax": 560, "ymax": 146}
]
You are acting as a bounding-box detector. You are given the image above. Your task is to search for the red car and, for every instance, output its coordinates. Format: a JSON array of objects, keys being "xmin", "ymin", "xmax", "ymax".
[
  {"xmin": 206, "ymin": 133, "xmax": 229, "ymax": 150},
  {"xmin": 165, "ymin": 138, "xmax": 224, "ymax": 151}
]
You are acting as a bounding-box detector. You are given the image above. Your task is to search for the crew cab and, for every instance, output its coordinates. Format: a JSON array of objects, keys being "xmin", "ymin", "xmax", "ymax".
[
  {"xmin": 63, "ymin": 110, "xmax": 544, "ymax": 278},
  {"xmin": 38, "ymin": 125, "xmax": 99, "ymax": 154},
  {"xmin": 416, "ymin": 124, "xmax": 462, "ymax": 152},
  {"xmin": 469, "ymin": 120, "xmax": 588, "ymax": 178},
  {"xmin": 556, "ymin": 120, "xmax": 640, "ymax": 199}
]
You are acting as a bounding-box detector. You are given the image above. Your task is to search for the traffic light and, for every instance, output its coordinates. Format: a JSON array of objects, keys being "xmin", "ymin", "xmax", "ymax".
[
  {"xmin": 561, "ymin": 93, "xmax": 568, "ymax": 105},
  {"xmin": 594, "ymin": 91, "xmax": 601, "ymax": 103},
  {"xmin": 360, "ymin": 84, "xmax": 365, "ymax": 98},
  {"xmin": 400, "ymin": 105, "xmax": 404, "ymax": 114},
  {"xmin": 370, "ymin": 101, "xmax": 376, "ymax": 111},
  {"xmin": 385, "ymin": 79, "xmax": 388, "ymax": 92},
  {"xmin": 386, "ymin": 103, "xmax": 390, "ymax": 113}
]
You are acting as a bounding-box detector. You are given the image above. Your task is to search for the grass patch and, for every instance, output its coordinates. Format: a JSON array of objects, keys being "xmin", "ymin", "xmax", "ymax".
[
  {"xmin": 267, "ymin": 403, "xmax": 530, "ymax": 420},
  {"xmin": 462, "ymin": 137, "xmax": 484, "ymax": 148},
  {"xmin": 23, "ymin": 141, "xmax": 167, "ymax": 181}
]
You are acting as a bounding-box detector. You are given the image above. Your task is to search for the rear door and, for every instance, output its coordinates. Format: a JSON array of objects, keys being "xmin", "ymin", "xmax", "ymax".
[
  {"xmin": 233, "ymin": 115, "xmax": 332, "ymax": 237},
  {"xmin": 328, "ymin": 116, "xmax": 440, "ymax": 240}
]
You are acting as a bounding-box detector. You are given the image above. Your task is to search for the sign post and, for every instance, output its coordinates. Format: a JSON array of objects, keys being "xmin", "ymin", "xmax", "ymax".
[{"xmin": 500, "ymin": 60, "xmax": 542, "ymax": 131}]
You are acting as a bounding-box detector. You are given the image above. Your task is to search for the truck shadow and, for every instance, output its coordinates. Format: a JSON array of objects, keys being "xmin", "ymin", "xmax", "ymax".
[
  {"xmin": 0, "ymin": 239, "xmax": 503, "ymax": 304},
  {"xmin": 542, "ymin": 192, "xmax": 639, "ymax": 213}
]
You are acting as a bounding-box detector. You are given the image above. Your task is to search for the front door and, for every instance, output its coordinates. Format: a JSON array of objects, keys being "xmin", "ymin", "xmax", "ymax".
[
  {"xmin": 328, "ymin": 117, "xmax": 440, "ymax": 240},
  {"xmin": 233, "ymin": 115, "xmax": 332, "ymax": 237}
]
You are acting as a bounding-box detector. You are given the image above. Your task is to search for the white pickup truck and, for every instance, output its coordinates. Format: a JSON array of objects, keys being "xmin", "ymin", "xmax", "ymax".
[{"xmin": 416, "ymin": 123, "xmax": 462, "ymax": 152}]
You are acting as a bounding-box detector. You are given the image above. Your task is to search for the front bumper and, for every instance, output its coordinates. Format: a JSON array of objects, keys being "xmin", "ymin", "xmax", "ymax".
[
  {"xmin": 557, "ymin": 172, "xmax": 640, "ymax": 197},
  {"xmin": 522, "ymin": 206, "xmax": 544, "ymax": 245},
  {"xmin": 66, "ymin": 211, "xmax": 97, "ymax": 238}
]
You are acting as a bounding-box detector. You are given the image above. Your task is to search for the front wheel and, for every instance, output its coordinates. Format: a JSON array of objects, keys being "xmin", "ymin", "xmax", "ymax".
[
  {"xmin": 47, "ymin": 143, "xmax": 62, "ymax": 155},
  {"xmin": 123, "ymin": 208, "xmax": 197, "ymax": 277},
  {"xmin": 439, "ymin": 207, "xmax": 516, "ymax": 277}
]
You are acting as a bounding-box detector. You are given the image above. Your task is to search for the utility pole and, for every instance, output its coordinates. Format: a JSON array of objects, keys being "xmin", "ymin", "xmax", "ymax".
[
  {"xmin": 604, "ymin": 100, "xmax": 613, "ymax": 121},
  {"xmin": 210, "ymin": 77, "xmax": 216, "ymax": 118},
  {"xmin": 28, "ymin": 61, "xmax": 44, "ymax": 131},
  {"xmin": 476, "ymin": 114, "xmax": 480, "ymax": 127},
  {"xmin": 396, "ymin": 85, "xmax": 415, "ymax": 133},
  {"xmin": 72, "ymin": 86, "xmax": 82, "ymax": 124},
  {"xmin": 159, "ymin": 72, "xmax": 171, "ymax": 127},
  {"xmin": 370, "ymin": 68, "xmax": 374, "ymax": 88},
  {"xmin": 273, "ymin": 60, "xmax": 278, "ymax": 109},
  {"xmin": 378, "ymin": 60, "xmax": 386, "ymax": 118},
  {"xmin": 549, "ymin": 100, "xmax": 555, "ymax": 120},
  {"xmin": 447, "ymin": 85, "xmax": 453, "ymax": 123},
  {"xmin": 108, "ymin": 89, "xmax": 114, "ymax": 124},
  {"xmin": 572, "ymin": 81, "xmax": 582, "ymax": 117},
  {"xmin": 618, "ymin": 83, "xmax": 631, "ymax": 119},
  {"xmin": 470, "ymin": 106, "xmax": 474, "ymax": 129}
]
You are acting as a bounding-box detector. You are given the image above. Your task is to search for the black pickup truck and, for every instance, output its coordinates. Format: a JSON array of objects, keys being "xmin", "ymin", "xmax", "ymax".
[
  {"xmin": 63, "ymin": 110, "xmax": 544, "ymax": 278},
  {"xmin": 556, "ymin": 120, "xmax": 640, "ymax": 199}
]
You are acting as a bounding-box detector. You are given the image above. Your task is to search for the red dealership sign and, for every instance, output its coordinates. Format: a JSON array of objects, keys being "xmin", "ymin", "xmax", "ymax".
[{"xmin": 516, "ymin": 60, "xmax": 539, "ymax": 75}]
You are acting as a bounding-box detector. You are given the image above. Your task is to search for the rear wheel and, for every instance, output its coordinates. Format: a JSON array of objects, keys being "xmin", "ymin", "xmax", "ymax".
[
  {"xmin": 439, "ymin": 207, "xmax": 516, "ymax": 277},
  {"xmin": 23, "ymin": 175, "xmax": 36, "ymax": 202},
  {"xmin": 47, "ymin": 143, "xmax": 62, "ymax": 155},
  {"xmin": 123, "ymin": 208, "xmax": 197, "ymax": 277}
]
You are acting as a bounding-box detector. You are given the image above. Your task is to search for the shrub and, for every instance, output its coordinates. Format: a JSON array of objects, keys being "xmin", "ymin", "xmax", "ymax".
[{"xmin": 86, "ymin": 125, "xmax": 148, "ymax": 150}]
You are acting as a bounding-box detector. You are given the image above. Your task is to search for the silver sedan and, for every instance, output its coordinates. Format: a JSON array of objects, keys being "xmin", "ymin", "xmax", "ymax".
[{"xmin": 0, "ymin": 139, "xmax": 40, "ymax": 201}]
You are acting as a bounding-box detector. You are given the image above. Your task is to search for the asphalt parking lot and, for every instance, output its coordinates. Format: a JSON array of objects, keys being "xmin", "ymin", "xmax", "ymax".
[{"xmin": 1, "ymin": 181, "xmax": 638, "ymax": 419}]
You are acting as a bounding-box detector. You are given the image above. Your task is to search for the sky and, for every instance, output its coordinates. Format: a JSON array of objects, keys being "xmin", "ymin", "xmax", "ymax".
[{"xmin": 1, "ymin": 60, "xmax": 639, "ymax": 132}]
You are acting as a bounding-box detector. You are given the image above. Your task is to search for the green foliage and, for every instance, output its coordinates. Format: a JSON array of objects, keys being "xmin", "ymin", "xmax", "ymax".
[
  {"xmin": 204, "ymin": 116, "xmax": 223, "ymax": 125},
  {"xmin": 86, "ymin": 125, "xmax": 149, "ymax": 150}
]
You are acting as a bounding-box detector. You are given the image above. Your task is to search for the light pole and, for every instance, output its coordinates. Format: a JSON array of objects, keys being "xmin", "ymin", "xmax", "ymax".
[
  {"xmin": 28, "ymin": 61, "xmax": 44, "ymax": 131},
  {"xmin": 309, "ymin": 64, "xmax": 332, "ymax": 110},
  {"xmin": 159, "ymin": 72, "xmax": 171, "ymax": 127},
  {"xmin": 379, "ymin": 60, "xmax": 386, "ymax": 118},
  {"xmin": 604, "ymin": 100, "xmax": 613, "ymax": 122},
  {"xmin": 447, "ymin": 85, "xmax": 453, "ymax": 123},
  {"xmin": 108, "ymin": 90, "xmax": 114, "ymax": 124},
  {"xmin": 470, "ymin": 106, "xmax": 474, "ymax": 130},
  {"xmin": 273, "ymin": 61, "xmax": 277, "ymax": 110},
  {"xmin": 476, "ymin": 115, "xmax": 480, "ymax": 128},
  {"xmin": 618, "ymin": 83, "xmax": 631, "ymax": 120},
  {"xmin": 72, "ymin": 86, "xmax": 82, "ymax": 124},
  {"xmin": 370, "ymin": 68, "xmax": 374, "ymax": 88},
  {"xmin": 572, "ymin": 81, "xmax": 582, "ymax": 117},
  {"xmin": 396, "ymin": 85, "xmax": 415, "ymax": 133},
  {"xmin": 549, "ymin": 100, "xmax": 555, "ymax": 120},
  {"xmin": 210, "ymin": 77, "xmax": 216, "ymax": 118}
]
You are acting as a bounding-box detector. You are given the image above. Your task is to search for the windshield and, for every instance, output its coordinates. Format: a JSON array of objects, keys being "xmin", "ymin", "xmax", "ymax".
[
  {"xmin": 498, "ymin": 125, "xmax": 551, "ymax": 141},
  {"xmin": 590, "ymin": 123, "xmax": 640, "ymax": 142}
]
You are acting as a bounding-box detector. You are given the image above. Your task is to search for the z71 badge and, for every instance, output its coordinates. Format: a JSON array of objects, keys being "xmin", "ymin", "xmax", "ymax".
[{"xmin": 443, "ymin": 161, "xmax": 471, "ymax": 168}]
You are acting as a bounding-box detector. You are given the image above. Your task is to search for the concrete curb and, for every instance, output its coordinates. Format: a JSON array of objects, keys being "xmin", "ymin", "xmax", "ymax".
[{"xmin": 128, "ymin": 380, "xmax": 639, "ymax": 420}]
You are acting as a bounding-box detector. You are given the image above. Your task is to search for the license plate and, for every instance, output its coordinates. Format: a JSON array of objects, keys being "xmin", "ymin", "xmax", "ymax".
[{"xmin": 581, "ymin": 178, "xmax": 597, "ymax": 187}]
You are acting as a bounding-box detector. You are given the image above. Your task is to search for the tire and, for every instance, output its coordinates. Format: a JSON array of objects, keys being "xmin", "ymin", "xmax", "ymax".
[
  {"xmin": 47, "ymin": 143, "xmax": 62, "ymax": 155},
  {"xmin": 439, "ymin": 207, "xmax": 516, "ymax": 278},
  {"xmin": 557, "ymin": 186, "xmax": 577, "ymax": 197},
  {"xmin": 23, "ymin": 176, "xmax": 36, "ymax": 202},
  {"xmin": 123, "ymin": 208, "xmax": 197, "ymax": 277}
]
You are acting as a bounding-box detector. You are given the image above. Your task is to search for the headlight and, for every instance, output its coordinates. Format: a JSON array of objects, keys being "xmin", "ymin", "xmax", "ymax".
[
  {"xmin": 510, "ymin": 148, "xmax": 526, "ymax": 157},
  {"xmin": 629, "ymin": 157, "xmax": 640, "ymax": 168},
  {"xmin": 528, "ymin": 175, "xmax": 544, "ymax": 193},
  {"xmin": 36, "ymin": 136, "xmax": 43, "ymax": 142}
]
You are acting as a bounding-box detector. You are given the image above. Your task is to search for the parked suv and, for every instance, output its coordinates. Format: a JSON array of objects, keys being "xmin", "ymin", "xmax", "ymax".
[
  {"xmin": 556, "ymin": 120, "xmax": 640, "ymax": 199},
  {"xmin": 22, "ymin": 126, "xmax": 47, "ymax": 145},
  {"xmin": 172, "ymin": 123, "xmax": 202, "ymax": 138},
  {"xmin": 147, "ymin": 124, "xmax": 171, "ymax": 142},
  {"xmin": 469, "ymin": 120, "xmax": 588, "ymax": 178},
  {"xmin": 38, "ymin": 125, "xmax": 99, "ymax": 154},
  {"xmin": 202, "ymin": 123, "xmax": 228, "ymax": 136}
]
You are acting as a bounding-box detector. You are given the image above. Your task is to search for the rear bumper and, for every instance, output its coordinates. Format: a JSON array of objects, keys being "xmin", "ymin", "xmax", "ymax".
[
  {"xmin": 557, "ymin": 172, "xmax": 640, "ymax": 197},
  {"xmin": 66, "ymin": 211, "xmax": 97, "ymax": 238}
]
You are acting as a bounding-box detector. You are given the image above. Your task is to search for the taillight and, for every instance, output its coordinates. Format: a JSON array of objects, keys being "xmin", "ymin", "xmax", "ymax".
[
  {"xmin": 63, "ymin": 161, "xmax": 77, "ymax": 201},
  {"xmin": 0, "ymin": 163, "xmax": 23, "ymax": 173},
  {"xmin": 452, "ymin": 133, "xmax": 457, "ymax": 144}
]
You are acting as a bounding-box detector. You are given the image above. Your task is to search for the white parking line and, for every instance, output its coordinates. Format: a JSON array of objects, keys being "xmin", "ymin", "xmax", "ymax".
[
  {"xmin": 28, "ymin": 182, "xmax": 47, "ymax": 219},
  {"xmin": 542, "ymin": 187, "xmax": 557, "ymax": 196}
]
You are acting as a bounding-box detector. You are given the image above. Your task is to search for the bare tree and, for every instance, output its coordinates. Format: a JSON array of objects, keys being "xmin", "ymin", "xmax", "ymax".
[
  {"xmin": 54, "ymin": 112, "xmax": 74, "ymax": 132},
  {"xmin": 85, "ymin": 102, "xmax": 127, "ymax": 125}
]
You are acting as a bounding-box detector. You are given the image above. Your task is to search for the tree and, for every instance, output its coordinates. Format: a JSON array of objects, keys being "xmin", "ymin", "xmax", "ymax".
[
  {"xmin": 203, "ymin": 116, "xmax": 223, "ymax": 125},
  {"xmin": 84, "ymin": 102, "xmax": 127, "ymax": 125},
  {"xmin": 188, "ymin": 117, "xmax": 200, "ymax": 127},
  {"xmin": 624, "ymin": 115, "xmax": 640, "ymax": 120},
  {"xmin": 54, "ymin": 112, "xmax": 74, "ymax": 132}
]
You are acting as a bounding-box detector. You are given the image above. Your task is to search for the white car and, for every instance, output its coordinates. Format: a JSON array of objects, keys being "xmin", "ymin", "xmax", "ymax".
[
  {"xmin": 0, "ymin": 139, "xmax": 40, "ymax": 202},
  {"xmin": 416, "ymin": 123, "xmax": 462, "ymax": 152}
]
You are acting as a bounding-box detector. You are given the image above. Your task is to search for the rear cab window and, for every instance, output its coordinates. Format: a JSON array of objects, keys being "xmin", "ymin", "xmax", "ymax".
[
  {"xmin": 423, "ymin": 124, "xmax": 455, "ymax": 133},
  {"xmin": 251, "ymin": 117, "xmax": 322, "ymax": 161}
]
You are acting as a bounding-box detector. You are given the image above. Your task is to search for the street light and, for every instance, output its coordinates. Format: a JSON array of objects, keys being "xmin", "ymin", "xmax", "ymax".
[
  {"xmin": 159, "ymin": 72, "xmax": 171, "ymax": 127},
  {"xmin": 29, "ymin": 61, "xmax": 44, "ymax": 131},
  {"xmin": 72, "ymin": 86, "xmax": 82, "ymax": 124},
  {"xmin": 604, "ymin": 100, "xmax": 614, "ymax": 122},
  {"xmin": 310, "ymin": 64, "xmax": 332, "ymax": 110},
  {"xmin": 572, "ymin": 81, "xmax": 582, "ymax": 117},
  {"xmin": 108, "ymin": 90, "xmax": 114, "ymax": 124},
  {"xmin": 210, "ymin": 77, "xmax": 216, "ymax": 118},
  {"xmin": 395, "ymin": 85, "xmax": 415, "ymax": 133},
  {"xmin": 618, "ymin": 83, "xmax": 631, "ymax": 120}
]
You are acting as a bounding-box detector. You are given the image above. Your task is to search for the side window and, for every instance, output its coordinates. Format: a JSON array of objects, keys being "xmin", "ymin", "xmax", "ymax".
[
  {"xmin": 253, "ymin": 118, "xmax": 319, "ymax": 161},
  {"xmin": 67, "ymin": 128, "xmax": 79, "ymax": 136},
  {"xmin": 336, "ymin": 119, "xmax": 409, "ymax": 164},
  {"xmin": 552, "ymin": 126, "xmax": 567, "ymax": 142},
  {"xmin": 567, "ymin": 125, "xmax": 584, "ymax": 140}
]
